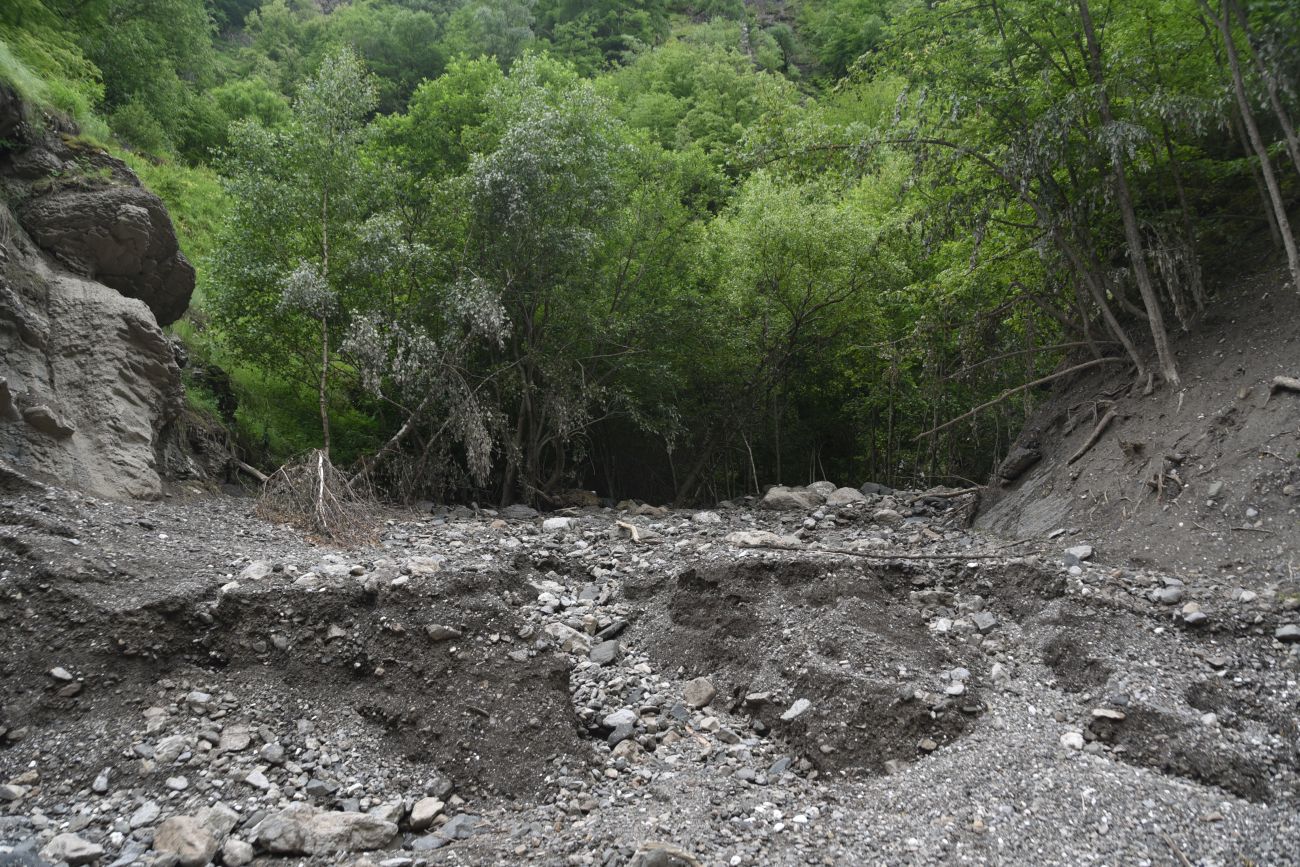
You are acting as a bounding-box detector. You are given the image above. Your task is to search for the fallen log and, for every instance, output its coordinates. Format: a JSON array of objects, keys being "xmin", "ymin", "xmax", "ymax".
[{"xmin": 233, "ymin": 458, "xmax": 269, "ymax": 484}]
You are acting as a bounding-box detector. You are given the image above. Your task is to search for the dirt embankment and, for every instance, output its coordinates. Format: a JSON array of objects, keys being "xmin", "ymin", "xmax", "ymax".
[{"xmin": 978, "ymin": 264, "xmax": 1300, "ymax": 577}]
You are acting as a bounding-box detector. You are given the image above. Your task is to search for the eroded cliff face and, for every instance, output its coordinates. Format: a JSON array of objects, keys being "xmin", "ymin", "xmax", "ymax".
[{"xmin": 0, "ymin": 87, "xmax": 196, "ymax": 498}]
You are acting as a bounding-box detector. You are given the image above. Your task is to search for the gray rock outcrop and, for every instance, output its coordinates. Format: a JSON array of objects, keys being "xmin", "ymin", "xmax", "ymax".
[{"xmin": 0, "ymin": 86, "xmax": 194, "ymax": 498}]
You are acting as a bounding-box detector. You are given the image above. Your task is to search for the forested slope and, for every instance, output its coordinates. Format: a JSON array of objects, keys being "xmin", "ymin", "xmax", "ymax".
[{"xmin": 2, "ymin": 0, "xmax": 1298, "ymax": 508}]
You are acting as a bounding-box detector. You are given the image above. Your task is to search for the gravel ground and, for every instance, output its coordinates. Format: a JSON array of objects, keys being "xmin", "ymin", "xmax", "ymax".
[{"xmin": 1, "ymin": 478, "xmax": 1298, "ymax": 866}]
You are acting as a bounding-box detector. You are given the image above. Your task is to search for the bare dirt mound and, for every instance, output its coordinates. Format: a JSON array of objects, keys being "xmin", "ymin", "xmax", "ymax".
[{"xmin": 978, "ymin": 264, "xmax": 1300, "ymax": 577}]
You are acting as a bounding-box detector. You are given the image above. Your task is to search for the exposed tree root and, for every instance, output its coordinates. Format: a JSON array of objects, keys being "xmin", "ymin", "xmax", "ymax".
[{"xmin": 1067, "ymin": 409, "xmax": 1119, "ymax": 465}]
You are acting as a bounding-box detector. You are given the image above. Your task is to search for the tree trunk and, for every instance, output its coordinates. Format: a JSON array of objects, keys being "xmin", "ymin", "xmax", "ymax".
[
  {"xmin": 1230, "ymin": 0, "xmax": 1300, "ymax": 177},
  {"xmin": 1210, "ymin": 0, "xmax": 1300, "ymax": 291},
  {"xmin": 319, "ymin": 182, "xmax": 332, "ymax": 457},
  {"xmin": 318, "ymin": 316, "xmax": 331, "ymax": 457},
  {"xmin": 1229, "ymin": 105, "xmax": 1283, "ymax": 248},
  {"xmin": 1079, "ymin": 0, "xmax": 1181, "ymax": 385}
]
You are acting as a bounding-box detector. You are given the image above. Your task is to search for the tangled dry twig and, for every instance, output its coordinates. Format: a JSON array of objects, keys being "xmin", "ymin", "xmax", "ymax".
[{"xmin": 255, "ymin": 449, "xmax": 375, "ymax": 542}]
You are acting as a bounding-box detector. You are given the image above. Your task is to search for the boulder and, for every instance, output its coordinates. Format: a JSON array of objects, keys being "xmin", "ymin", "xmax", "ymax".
[
  {"xmin": 221, "ymin": 838, "xmax": 255, "ymax": 867},
  {"xmin": 683, "ymin": 677, "xmax": 716, "ymax": 709},
  {"xmin": 40, "ymin": 834, "xmax": 103, "ymax": 865},
  {"xmin": 807, "ymin": 481, "xmax": 837, "ymax": 497},
  {"xmin": 195, "ymin": 802, "xmax": 240, "ymax": 839},
  {"xmin": 724, "ymin": 530, "xmax": 802, "ymax": 550},
  {"xmin": 502, "ymin": 503, "xmax": 539, "ymax": 520},
  {"xmin": 998, "ymin": 446, "xmax": 1041, "ymax": 481},
  {"xmin": 19, "ymin": 184, "xmax": 194, "ymax": 326},
  {"xmin": 254, "ymin": 803, "xmax": 397, "ymax": 856},
  {"xmin": 409, "ymin": 797, "xmax": 444, "ymax": 831},
  {"xmin": 826, "ymin": 486, "xmax": 866, "ymax": 507},
  {"xmin": 758, "ymin": 486, "xmax": 824, "ymax": 511},
  {"xmin": 153, "ymin": 816, "xmax": 219, "ymax": 867},
  {"xmin": 551, "ymin": 488, "xmax": 599, "ymax": 507},
  {"xmin": 308, "ymin": 810, "xmax": 399, "ymax": 854},
  {"xmin": 872, "ymin": 508, "xmax": 905, "ymax": 527}
]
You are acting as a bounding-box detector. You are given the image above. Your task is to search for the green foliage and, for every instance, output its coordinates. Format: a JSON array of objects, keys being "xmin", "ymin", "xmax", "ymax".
[
  {"xmin": 9, "ymin": 0, "xmax": 1297, "ymax": 499},
  {"xmin": 536, "ymin": 0, "xmax": 669, "ymax": 68},
  {"xmin": 443, "ymin": 0, "xmax": 537, "ymax": 69},
  {"xmin": 0, "ymin": 2, "xmax": 104, "ymax": 129},
  {"xmin": 798, "ymin": 0, "xmax": 889, "ymax": 78},
  {"xmin": 208, "ymin": 47, "xmax": 379, "ymax": 432},
  {"xmin": 374, "ymin": 56, "xmax": 505, "ymax": 179},
  {"xmin": 601, "ymin": 38, "xmax": 796, "ymax": 161}
]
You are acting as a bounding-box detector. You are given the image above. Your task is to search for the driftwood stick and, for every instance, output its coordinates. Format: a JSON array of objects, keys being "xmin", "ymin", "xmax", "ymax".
[
  {"xmin": 750, "ymin": 544, "xmax": 1025, "ymax": 561},
  {"xmin": 916, "ymin": 357, "xmax": 1127, "ymax": 440},
  {"xmin": 1067, "ymin": 408, "xmax": 1118, "ymax": 465},
  {"xmin": 907, "ymin": 487, "xmax": 982, "ymax": 505},
  {"xmin": 233, "ymin": 458, "xmax": 269, "ymax": 484}
]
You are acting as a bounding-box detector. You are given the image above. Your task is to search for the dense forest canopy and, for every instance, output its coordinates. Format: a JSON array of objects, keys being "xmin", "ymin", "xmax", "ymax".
[{"xmin": 2, "ymin": 0, "xmax": 1298, "ymax": 506}]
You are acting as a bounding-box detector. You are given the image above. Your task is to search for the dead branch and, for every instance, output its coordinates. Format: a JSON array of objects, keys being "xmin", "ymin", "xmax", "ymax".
[
  {"xmin": 942, "ymin": 342, "xmax": 1117, "ymax": 381},
  {"xmin": 1161, "ymin": 831, "xmax": 1193, "ymax": 867},
  {"xmin": 916, "ymin": 357, "xmax": 1128, "ymax": 440},
  {"xmin": 233, "ymin": 458, "xmax": 269, "ymax": 484},
  {"xmin": 908, "ymin": 487, "xmax": 982, "ymax": 503},
  {"xmin": 751, "ymin": 544, "xmax": 1029, "ymax": 561},
  {"xmin": 1067, "ymin": 409, "xmax": 1119, "ymax": 465}
]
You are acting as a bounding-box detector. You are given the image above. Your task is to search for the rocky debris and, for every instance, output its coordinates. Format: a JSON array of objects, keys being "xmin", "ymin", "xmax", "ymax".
[
  {"xmin": 1, "ymin": 480, "xmax": 1299, "ymax": 866},
  {"xmin": 629, "ymin": 841, "xmax": 702, "ymax": 866},
  {"xmin": 1276, "ymin": 624, "xmax": 1300, "ymax": 642}
]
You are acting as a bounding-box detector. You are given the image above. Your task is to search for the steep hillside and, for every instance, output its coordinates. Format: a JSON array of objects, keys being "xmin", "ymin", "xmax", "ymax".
[{"xmin": 978, "ymin": 263, "xmax": 1300, "ymax": 577}]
